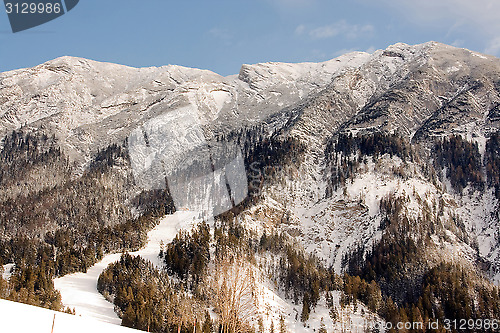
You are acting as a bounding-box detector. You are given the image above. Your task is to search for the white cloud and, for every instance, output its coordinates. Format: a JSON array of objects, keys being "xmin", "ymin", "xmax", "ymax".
[
  {"xmin": 310, "ymin": 25, "xmax": 340, "ymax": 39},
  {"xmin": 295, "ymin": 24, "xmax": 306, "ymax": 35},
  {"xmin": 377, "ymin": 0, "xmax": 500, "ymax": 55},
  {"xmin": 305, "ymin": 20, "xmax": 374, "ymax": 40}
]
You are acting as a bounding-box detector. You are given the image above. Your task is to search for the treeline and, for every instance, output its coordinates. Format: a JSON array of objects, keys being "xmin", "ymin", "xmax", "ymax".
[
  {"xmin": 325, "ymin": 132, "xmax": 413, "ymax": 194},
  {"xmin": 329, "ymin": 132, "xmax": 412, "ymax": 161},
  {"xmin": 485, "ymin": 131, "xmax": 500, "ymax": 199},
  {"xmin": 325, "ymin": 131, "xmax": 500, "ymax": 198},
  {"xmin": 434, "ymin": 134, "xmax": 484, "ymax": 193},
  {"xmin": 162, "ymin": 222, "xmax": 210, "ymax": 287},
  {"xmin": 0, "ymin": 130, "xmax": 69, "ymax": 201},
  {"xmin": 0, "ymin": 131, "xmax": 133, "ymax": 239},
  {"xmin": 258, "ymin": 230, "xmax": 328, "ymax": 319},
  {"xmin": 100, "ymin": 209, "xmax": 485, "ymax": 332},
  {"xmin": 98, "ymin": 253, "xmax": 205, "ymax": 333},
  {"xmin": 216, "ymin": 124, "xmax": 305, "ymax": 200},
  {"xmin": 0, "ymin": 239, "xmax": 63, "ymax": 311},
  {"xmin": 215, "ymin": 212, "xmax": 385, "ymax": 326},
  {"xmin": 0, "ymin": 200, "xmax": 166, "ymax": 310},
  {"xmin": 99, "ymin": 216, "xmax": 258, "ymax": 333}
]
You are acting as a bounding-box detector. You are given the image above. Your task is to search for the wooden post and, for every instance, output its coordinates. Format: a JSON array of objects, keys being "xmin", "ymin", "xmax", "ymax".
[{"xmin": 51, "ymin": 313, "xmax": 56, "ymax": 333}]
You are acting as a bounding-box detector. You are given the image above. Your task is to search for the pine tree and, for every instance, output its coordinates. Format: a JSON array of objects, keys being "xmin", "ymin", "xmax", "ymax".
[
  {"xmin": 279, "ymin": 315, "xmax": 287, "ymax": 333},
  {"xmin": 329, "ymin": 305, "xmax": 338, "ymax": 322},
  {"xmin": 258, "ymin": 317, "xmax": 264, "ymax": 333},
  {"xmin": 202, "ymin": 311, "xmax": 212, "ymax": 333},
  {"xmin": 301, "ymin": 294, "xmax": 310, "ymax": 322},
  {"xmin": 318, "ymin": 318, "xmax": 327, "ymax": 333},
  {"xmin": 122, "ymin": 305, "xmax": 137, "ymax": 328}
]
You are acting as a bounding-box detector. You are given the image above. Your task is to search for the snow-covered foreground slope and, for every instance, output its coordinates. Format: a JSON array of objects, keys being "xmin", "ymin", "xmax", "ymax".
[
  {"xmin": 54, "ymin": 211, "xmax": 199, "ymax": 324},
  {"xmin": 0, "ymin": 299, "xmax": 141, "ymax": 333}
]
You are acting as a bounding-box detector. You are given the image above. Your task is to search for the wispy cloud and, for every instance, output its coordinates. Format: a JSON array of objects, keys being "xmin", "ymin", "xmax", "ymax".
[
  {"xmin": 377, "ymin": 0, "xmax": 500, "ymax": 55},
  {"xmin": 297, "ymin": 20, "xmax": 374, "ymax": 40},
  {"xmin": 295, "ymin": 24, "xmax": 306, "ymax": 35},
  {"xmin": 208, "ymin": 28, "xmax": 233, "ymax": 41},
  {"xmin": 309, "ymin": 25, "xmax": 340, "ymax": 39}
]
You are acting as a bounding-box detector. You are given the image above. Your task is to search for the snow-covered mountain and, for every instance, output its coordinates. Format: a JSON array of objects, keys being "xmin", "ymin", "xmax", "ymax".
[
  {"xmin": 1, "ymin": 41, "xmax": 500, "ymax": 331},
  {"xmin": 1, "ymin": 40, "xmax": 500, "ymax": 280},
  {"xmin": 0, "ymin": 51, "xmax": 369, "ymax": 163}
]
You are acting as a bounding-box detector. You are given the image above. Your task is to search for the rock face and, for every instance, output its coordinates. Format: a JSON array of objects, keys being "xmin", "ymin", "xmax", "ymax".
[
  {"xmin": 0, "ymin": 51, "xmax": 370, "ymax": 163},
  {"xmin": 1, "ymin": 41, "xmax": 500, "ymax": 284}
]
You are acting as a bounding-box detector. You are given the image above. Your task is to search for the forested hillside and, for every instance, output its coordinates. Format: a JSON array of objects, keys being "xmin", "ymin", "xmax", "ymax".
[{"xmin": 0, "ymin": 130, "xmax": 175, "ymax": 310}]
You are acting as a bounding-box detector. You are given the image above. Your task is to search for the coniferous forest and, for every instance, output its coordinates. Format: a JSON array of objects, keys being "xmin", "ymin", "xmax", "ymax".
[{"xmin": 1, "ymin": 127, "xmax": 500, "ymax": 333}]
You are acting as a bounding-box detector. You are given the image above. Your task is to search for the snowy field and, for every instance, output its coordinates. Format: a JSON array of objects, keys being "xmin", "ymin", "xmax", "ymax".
[
  {"xmin": 54, "ymin": 211, "xmax": 199, "ymax": 325},
  {"xmin": 0, "ymin": 299, "xmax": 141, "ymax": 333}
]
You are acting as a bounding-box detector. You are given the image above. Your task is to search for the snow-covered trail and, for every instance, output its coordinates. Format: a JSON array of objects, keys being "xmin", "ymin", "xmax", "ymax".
[
  {"xmin": 53, "ymin": 252, "xmax": 123, "ymax": 324},
  {"xmin": 54, "ymin": 211, "xmax": 200, "ymax": 325}
]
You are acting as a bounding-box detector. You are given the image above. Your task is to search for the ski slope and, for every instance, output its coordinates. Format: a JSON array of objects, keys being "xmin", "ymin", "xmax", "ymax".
[
  {"xmin": 0, "ymin": 299, "xmax": 141, "ymax": 333},
  {"xmin": 54, "ymin": 211, "xmax": 199, "ymax": 324}
]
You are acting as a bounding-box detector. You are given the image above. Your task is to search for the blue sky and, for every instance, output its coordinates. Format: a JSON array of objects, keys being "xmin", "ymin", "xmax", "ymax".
[{"xmin": 1, "ymin": 0, "xmax": 499, "ymax": 76}]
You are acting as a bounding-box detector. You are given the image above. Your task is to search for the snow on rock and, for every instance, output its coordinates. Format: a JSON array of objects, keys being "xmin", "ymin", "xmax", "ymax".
[
  {"xmin": 0, "ymin": 299, "xmax": 141, "ymax": 333},
  {"xmin": 210, "ymin": 89, "xmax": 231, "ymax": 113},
  {"xmin": 454, "ymin": 187, "xmax": 500, "ymax": 284},
  {"xmin": 2, "ymin": 263, "xmax": 15, "ymax": 280}
]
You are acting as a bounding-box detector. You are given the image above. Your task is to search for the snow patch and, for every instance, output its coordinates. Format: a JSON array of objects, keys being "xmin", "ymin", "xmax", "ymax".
[
  {"xmin": 210, "ymin": 90, "xmax": 231, "ymax": 112},
  {"xmin": 2, "ymin": 263, "xmax": 15, "ymax": 280}
]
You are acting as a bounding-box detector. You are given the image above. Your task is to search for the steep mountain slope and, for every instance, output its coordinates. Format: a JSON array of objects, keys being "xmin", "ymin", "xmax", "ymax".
[{"xmin": 246, "ymin": 42, "xmax": 500, "ymax": 282}]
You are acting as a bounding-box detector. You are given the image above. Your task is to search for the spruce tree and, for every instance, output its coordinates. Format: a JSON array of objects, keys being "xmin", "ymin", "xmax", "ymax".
[
  {"xmin": 202, "ymin": 311, "xmax": 212, "ymax": 333},
  {"xmin": 279, "ymin": 315, "xmax": 287, "ymax": 333},
  {"xmin": 301, "ymin": 295, "xmax": 310, "ymax": 322},
  {"xmin": 318, "ymin": 318, "xmax": 327, "ymax": 333}
]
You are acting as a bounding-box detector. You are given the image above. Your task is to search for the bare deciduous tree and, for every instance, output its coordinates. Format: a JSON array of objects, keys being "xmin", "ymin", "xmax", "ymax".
[{"xmin": 207, "ymin": 254, "xmax": 257, "ymax": 333}]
